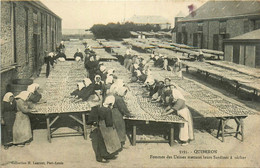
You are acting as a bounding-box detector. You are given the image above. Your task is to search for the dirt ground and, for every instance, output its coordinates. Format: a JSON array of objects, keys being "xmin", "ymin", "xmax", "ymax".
[{"xmin": 1, "ymin": 41, "xmax": 260, "ymax": 168}]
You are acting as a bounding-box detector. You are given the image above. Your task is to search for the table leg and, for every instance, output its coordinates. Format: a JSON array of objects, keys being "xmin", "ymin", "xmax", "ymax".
[
  {"xmin": 216, "ymin": 119, "xmax": 222, "ymax": 139},
  {"xmin": 186, "ymin": 66, "xmax": 189, "ymax": 73},
  {"xmin": 46, "ymin": 114, "xmax": 51, "ymax": 143},
  {"xmin": 170, "ymin": 125, "xmax": 174, "ymax": 147},
  {"xmin": 132, "ymin": 125, "xmax": 136, "ymax": 146},
  {"xmin": 241, "ymin": 118, "xmax": 244, "ymax": 142},
  {"xmin": 222, "ymin": 119, "xmax": 225, "ymax": 142},
  {"xmin": 82, "ymin": 113, "xmax": 87, "ymax": 140},
  {"xmin": 235, "ymin": 118, "xmax": 240, "ymax": 138}
]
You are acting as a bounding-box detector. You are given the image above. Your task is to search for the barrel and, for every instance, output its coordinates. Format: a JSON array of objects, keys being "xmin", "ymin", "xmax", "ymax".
[
  {"xmin": 12, "ymin": 79, "xmax": 33, "ymax": 85},
  {"xmin": 7, "ymin": 78, "xmax": 33, "ymax": 96}
]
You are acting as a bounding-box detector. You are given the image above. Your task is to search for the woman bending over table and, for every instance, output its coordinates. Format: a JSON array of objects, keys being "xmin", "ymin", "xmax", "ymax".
[{"xmin": 162, "ymin": 87, "xmax": 194, "ymax": 146}]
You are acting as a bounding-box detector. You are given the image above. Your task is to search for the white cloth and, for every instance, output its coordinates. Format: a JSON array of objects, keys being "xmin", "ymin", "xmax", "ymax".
[
  {"xmin": 110, "ymin": 79, "xmax": 125, "ymax": 95},
  {"xmin": 171, "ymin": 88, "xmax": 185, "ymax": 101},
  {"xmin": 83, "ymin": 78, "xmax": 92, "ymax": 87},
  {"xmin": 15, "ymin": 91, "xmax": 31, "ymax": 101},
  {"xmin": 77, "ymin": 82, "xmax": 85, "ymax": 91},
  {"xmin": 116, "ymin": 86, "xmax": 127, "ymax": 97},
  {"xmin": 106, "ymin": 76, "xmax": 114, "ymax": 85},
  {"xmin": 27, "ymin": 83, "xmax": 39, "ymax": 93},
  {"xmin": 48, "ymin": 52, "xmax": 54, "ymax": 57},
  {"xmin": 136, "ymin": 70, "xmax": 142, "ymax": 77},
  {"xmin": 107, "ymin": 69, "xmax": 115, "ymax": 75},
  {"xmin": 100, "ymin": 65, "xmax": 106, "ymax": 72},
  {"xmin": 144, "ymin": 76, "xmax": 155, "ymax": 86},
  {"xmin": 103, "ymin": 95, "xmax": 115, "ymax": 107},
  {"xmin": 3, "ymin": 92, "xmax": 13, "ymax": 102},
  {"xmin": 75, "ymin": 56, "xmax": 81, "ymax": 62},
  {"xmin": 94, "ymin": 75, "xmax": 101, "ymax": 83},
  {"xmin": 58, "ymin": 57, "xmax": 65, "ymax": 62},
  {"xmin": 133, "ymin": 64, "xmax": 139, "ymax": 69},
  {"xmin": 177, "ymin": 107, "xmax": 194, "ymax": 141}
]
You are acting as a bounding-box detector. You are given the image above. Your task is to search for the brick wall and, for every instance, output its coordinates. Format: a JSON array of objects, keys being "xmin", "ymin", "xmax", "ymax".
[
  {"xmin": 1, "ymin": 1, "xmax": 62, "ymax": 98},
  {"xmin": 175, "ymin": 16, "xmax": 258, "ymax": 50},
  {"xmin": 1, "ymin": 2, "xmax": 13, "ymax": 67}
]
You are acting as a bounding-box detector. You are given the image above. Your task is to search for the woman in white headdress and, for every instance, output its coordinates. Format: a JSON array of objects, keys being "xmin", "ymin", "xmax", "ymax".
[
  {"xmin": 1, "ymin": 92, "xmax": 17, "ymax": 149},
  {"xmin": 13, "ymin": 91, "xmax": 36, "ymax": 146},
  {"xmin": 111, "ymin": 87, "xmax": 133, "ymax": 146},
  {"xmin": 105, "ymin": 75, "xmax": 114, "ymax": 95},
  {"xmin": 27, "ymin": 83, "xmax": 42, "ymax": 103},
  {"xmin": 162, "ymin": 87, "xmax": 194, "ymax": 145},
  {"xmin": 74, "ymin": 48, "xmax": 83, "ymax": 61},
  {"xmin": 90, "ymin": 95, "xmax": 121, "ymax": 163},
  {"xmin": 110, "ymin": 79, "xmax": 125, "ymax": 95}
]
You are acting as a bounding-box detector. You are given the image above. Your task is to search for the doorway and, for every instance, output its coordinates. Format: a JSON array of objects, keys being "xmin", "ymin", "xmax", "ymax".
[{"xmin": 33, "ymin": 34, "xmax": 40, "ymax": 75}]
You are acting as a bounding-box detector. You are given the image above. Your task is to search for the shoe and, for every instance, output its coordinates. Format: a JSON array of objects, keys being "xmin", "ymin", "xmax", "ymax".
[
  {"xmin": 4, "ymin": 145, "xmax": 9, "ymax": 150},
  {"xmin": 96, "ymin": 159, "xmax": 109, "ymax": 163},
  {"xmin": 181, "ymin": 142, "xmax": 189, "ymax": 146},
  {"xmin": 104, "ymin": 156, "xmax": 117, "ymax": 160},
  {"xmin": 17, "ymin": 144, "xmax": 25, "ymax": 147}
]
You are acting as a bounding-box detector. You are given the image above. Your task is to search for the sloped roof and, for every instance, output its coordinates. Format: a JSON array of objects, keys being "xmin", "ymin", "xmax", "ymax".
[
  {"xmin": 29, "ymin": 1, "xmax": 61, "ymax": 19},
  {"xmin": 128, "ymin": 15, "xmax": 170, "ymax": 24},
  {"xmin": 226, "ymin": 29, "xmax": 260, "ymax": 41},
  {"xmin": 180, "ymin": 1, "xmax": 260, "ymax": 22}
]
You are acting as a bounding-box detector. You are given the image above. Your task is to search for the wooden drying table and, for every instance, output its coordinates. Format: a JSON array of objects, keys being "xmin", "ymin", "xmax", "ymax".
[
  {"xmin": 32, "ymin": 109, "xmax": 90, "ymax": 143},
  {"xmin": 124, "ymin": 117, "xmax": 186, "ymax": 147},
  {"xmin": 182, "ymin": 61, "xmax": 260, "ymax": 99}
]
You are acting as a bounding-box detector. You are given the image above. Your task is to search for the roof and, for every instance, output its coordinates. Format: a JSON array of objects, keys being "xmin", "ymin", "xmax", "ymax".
[
  {"xmin": 224, "ymin": 29, "xmax": 260, "ymax": 42},
  {"xmin": 128, "ymin": 15, "xmax": 170, "ymax": 24},
  {"xmin": 28, "ymin": 1, "xmax": 61, "ymax": 19},
  {"xmin": 179, "ymin": 1, "xmax": 260, "ymax": 22}
]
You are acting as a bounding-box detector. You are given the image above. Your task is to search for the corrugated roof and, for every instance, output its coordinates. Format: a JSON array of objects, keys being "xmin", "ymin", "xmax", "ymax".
[
  {"xmin": 227, "ymin": 29, "xmax": 260, "ymax": 40},
  {"xmin": 128, "ymin": 15, "xmax": 169, "ymax": 24},
  {"xmin": 180, "ymin": 1, "xmax": 260, "ymax": 22}
]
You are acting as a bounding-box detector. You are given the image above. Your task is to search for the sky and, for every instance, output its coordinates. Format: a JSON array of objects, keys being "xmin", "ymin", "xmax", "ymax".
[{"xmin": 41, "ymin": 0, "xmax": 206, "ymax": 29}]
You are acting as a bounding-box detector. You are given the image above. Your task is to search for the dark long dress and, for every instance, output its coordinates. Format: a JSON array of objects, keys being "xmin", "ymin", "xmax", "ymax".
[
  {"xmin": 148, "ymin": 81, "xmax": 159, "ymax": 97},
  {"xmin": 1, "ymin": 101, "xmax": 17, "ymax": 146},
  {"xmin": 112, "ymin": 95, "xmax": 132, "ymax": 143},
  {"xmin": 90, "ymin": 106, "xmax": 121, "ymax": 161},
  {"xmin": 79, "ymin": 85, "xmax": 95, "ymax": 101}
]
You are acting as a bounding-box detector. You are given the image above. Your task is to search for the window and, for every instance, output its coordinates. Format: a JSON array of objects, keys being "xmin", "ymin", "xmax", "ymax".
[
  {"xmin": 181, "ymin": 23, "xmax": 186, "ymax": 32},
  {"xmin": 254, "ymin": 19, "xmax": 260, "ymax": 30},
  {"xmin": 25, "ymin": 7, "xmax": 29, "ymax": 63},
  {"xmin": 244, "ymin": 20, "xmax": 249, "ymax": 33},
  {"xmin": 219, "ymin": 20, "xmax": 227, "ymax": 34},
  {"xmin": 198, "ymin": 22, "xmax": 203, "ymax": 32}
]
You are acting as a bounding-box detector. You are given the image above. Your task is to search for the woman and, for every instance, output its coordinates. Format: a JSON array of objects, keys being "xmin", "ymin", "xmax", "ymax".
[
  {"xmin": 95, "ymin": 65, "xmax": 107, "ymax": 81},
  {"xmin": 70, "ymin": 82, "xmax": 86, "ymax": 98},
  {"xmin": 111, "ymin": 87, "xmax": 133, "ymax": 147},
  {"xmin": 105, "ymin": 75, "xmax": 114, "ymax": 95},
  {"xmin": 87, "ymin": 56, "xmax": 99, "ymax": 81},
  {"xmin": 27, "ymin": 83, "xmax": 42, "ymax": 103},
  {"xmin": 1, "ymin": 92, "xmax": 17, "ymax": 149},
  {"xmin": 110, "ymin": 79, "xmax": 125, "ymax": 95},
  {"xmin": 13, "ymin": 91, "xmax": 36, "ymax": 146},
  {"xmin": 79, "ymin": 78, "xmax": 95, "ymax": 101},
  {"xmin": 162, "ymin": 87, "xmax": 194, "ymax": 145},
  {"xmin": 90, "ymin": 95, "xmax": 121, "ymax": 163},
  {"xmin": 74, "ymin": 48, "xmax": 83, "ymax": 61}
]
